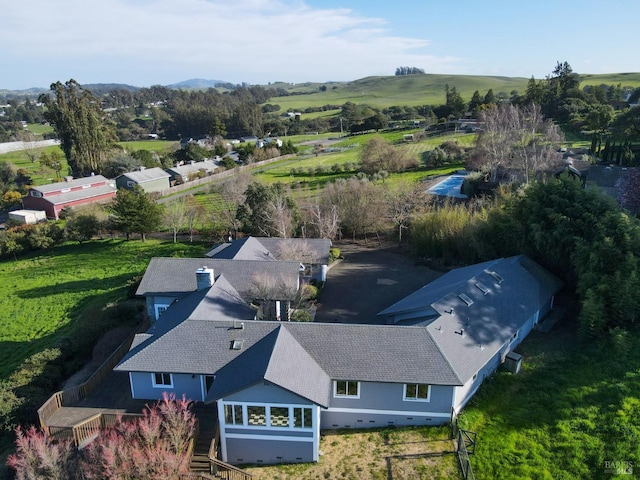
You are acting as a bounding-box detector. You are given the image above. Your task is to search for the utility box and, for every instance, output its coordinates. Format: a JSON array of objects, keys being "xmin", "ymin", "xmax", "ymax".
[{"xmin": 504, "ymin": 352, "xmax": 522, "ymax": 374}]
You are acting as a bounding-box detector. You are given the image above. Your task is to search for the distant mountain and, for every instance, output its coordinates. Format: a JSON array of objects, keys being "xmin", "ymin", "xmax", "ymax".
[
  {"xmin": 0, "ymin": 87, "xmax": 48, "ymax": 100},
  {"xmin": 167, "ymin": 78, "xmax": 228, "ymax": 89}
]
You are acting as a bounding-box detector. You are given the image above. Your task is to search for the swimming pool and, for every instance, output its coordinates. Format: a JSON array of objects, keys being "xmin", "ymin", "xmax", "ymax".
[{"xmin": 427, "ymin": 174, "xmax": 468, "ymax": 199}]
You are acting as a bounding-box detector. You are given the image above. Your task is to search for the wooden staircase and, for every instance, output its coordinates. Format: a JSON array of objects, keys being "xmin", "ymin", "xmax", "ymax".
[
  {"xmin": 190, "ymin": 405, "xmax": 218, "ymax": 474},
  {"xmin": 189, "ymin": 405, "xmax": 252, "ymax": 479}
]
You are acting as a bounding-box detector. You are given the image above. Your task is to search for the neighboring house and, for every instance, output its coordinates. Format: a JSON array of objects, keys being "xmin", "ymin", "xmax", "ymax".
[
  {"xmin": 585, "ymin": 165, "xmax": 637, "ymax": 199},
  {"xmin": 115, "ymin": 167, "xmax": 170, "ymax": 193},
  {"xmin": 206, "ymin": 236, "xmax": 332, "ymax": 283},
  {"xmin": 135, "ymin": 257, "xmax": 301, "ymax": 322},
  {"xmin": 115, "ymin": 254, "xmax": 561, "ymax": 466},
  {"xmin": 22, "ymin": 175, "xmax": 116, "ymax": 220},
  {"xmin": 166, "ymin": 159, "xmax": 218, "ymax": 185}
]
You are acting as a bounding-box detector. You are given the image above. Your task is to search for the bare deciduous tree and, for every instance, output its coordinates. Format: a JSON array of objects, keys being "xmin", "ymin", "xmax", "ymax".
[
  {"xmin": 183, "ymin": 194, "xmax": 205, "ymax": 242},
  {"xmin": 304, "ymin": 201, "xmax": 340, "ymax": 240},
  {"xmin": 359, "ymin": 136, "xmax": 415, "ymax": 174},
  {"xmin": 323, "ymin": 177, "xmax": 384, "ymax": 242},
  {"xmin": 474, "ymin": 103, "xmax": 564, "ymax": 183},
  {"xmin": 276, "ymin": 239, "xmax": 320, "ymax": 265},
  {"xmin": 211, "ymin": 171, "xmax": 252, "ymax": 238},
  {"xmin": 384, "ymin": 181, "xmax": 429, "ymax": 245},
  {"xmin": 164, "ymin": 197, "xmax": 187, "ymax": 243}
]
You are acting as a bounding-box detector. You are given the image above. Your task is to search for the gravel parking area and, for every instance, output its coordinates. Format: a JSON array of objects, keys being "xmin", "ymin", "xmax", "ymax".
[{"xmin": 314, "ymin": 240, "xmax": 443, "ymax": 324}]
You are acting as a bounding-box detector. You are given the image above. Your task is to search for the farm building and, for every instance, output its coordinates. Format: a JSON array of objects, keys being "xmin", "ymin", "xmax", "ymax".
[{"xmin": 22, "ymin": 175, "xmax": 117, "ymax": 220}]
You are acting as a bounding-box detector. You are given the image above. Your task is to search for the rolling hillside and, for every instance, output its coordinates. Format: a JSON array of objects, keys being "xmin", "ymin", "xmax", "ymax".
[{"xmin": 266, "ymin": 72, "xmax": 640, "ymax": 111}]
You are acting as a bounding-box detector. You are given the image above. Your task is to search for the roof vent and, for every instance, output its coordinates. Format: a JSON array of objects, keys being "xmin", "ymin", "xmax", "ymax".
[
  {"xmin": 456, "ymin": 328, "xmax": 465, "ymax": 336},
  {"xmin": 475, "ymin": 282, "xmax": 490, "ymax": 295},
  {"xmin": 231, "ymin": 339, "xmax": 244, "ymax": 350},
  {"xmin": 458, "ymin": 293, "xmax": 474, "ymax": 306},
  {"xmin": 233, "ymin": 320, "xmax": 245, "ymax": 330},
  {"xmin": 489, "ymin": 271, "xmax": 504, "ymax": 284}
]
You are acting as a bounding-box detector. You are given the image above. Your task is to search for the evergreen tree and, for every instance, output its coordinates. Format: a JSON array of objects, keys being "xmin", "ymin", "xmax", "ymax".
[
  {"xmin": 110, "ymin": 186, "xmax": 163, "ymax": 241},
  {"xmin": 39, "ymin": 79, "xmax": 117, "ymax": 177}
]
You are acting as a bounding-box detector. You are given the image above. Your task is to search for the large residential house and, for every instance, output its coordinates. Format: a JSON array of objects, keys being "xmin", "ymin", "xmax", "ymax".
[
  {"xmin": 206, "ymin": 236, "xmax": 332, "ymax": 283},
  {"xmin": 22, "ymin": 175, "xmax": 116, "ymax": 220},
  {"xmin": 115, "ymin": 254, "xmax": 561, "ymax": 465}
]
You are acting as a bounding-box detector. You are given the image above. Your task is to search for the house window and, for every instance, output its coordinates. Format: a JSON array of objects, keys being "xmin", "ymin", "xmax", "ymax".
[
  {"xmin": 224, "ymin": 404, "xmax": 244, "ymax": 425},
  {"xmin": 293, "ymin": 407, "xmax": 312, "ymax": 428},
  {"xmin": 403, "ymin": 383, "xmax": 431, "ymax": 402},
  {"xmin": 152, "ymin": 373, "xmax": 173, "ymax": 388},
  {"xmin": 30, "ymin": 190, "xmax": 42, "ymax": 198},
  {"xmin": 247, "ymin": 406, "xmax": 266, "ymax": 426},
  {"xmin": 270, "ymin": 407, "xmax": 289, "ymax": 427},
  {"xmin": 334, "ymin": 380, "xmax": 360, "ymax": 398},
  {"xmin": 154, "ymin": 304, "xmax": 170, "ymax": 320}
]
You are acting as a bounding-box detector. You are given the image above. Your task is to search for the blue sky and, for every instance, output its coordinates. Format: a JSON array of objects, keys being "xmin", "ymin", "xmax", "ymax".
[{"xmin": 1, "ymin": 0, "xmax": 638, "ymax": 90}]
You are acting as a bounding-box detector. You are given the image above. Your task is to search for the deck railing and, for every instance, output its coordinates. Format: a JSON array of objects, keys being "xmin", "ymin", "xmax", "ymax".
[
  {"xmin": 38, "ymin": 318, "xmax": 150, "ymax": 432},
  {"xmin": 207, "ymin": 427, "xmax": 252, "ymax": 479}
]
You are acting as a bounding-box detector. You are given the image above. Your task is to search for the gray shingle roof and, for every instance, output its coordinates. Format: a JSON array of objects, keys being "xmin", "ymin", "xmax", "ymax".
[
  {"xmin": 135, "ymin": 257, "xmax": 300, "ymax": 299},
  {"xmin": 206, "ymin": 237, "xmax": 332, "ymax": 265},
  {"xmin": 115, "ymin": 319, "xmax": 463, "ymax": 401},
  {"xmin": 380, "ymin": 255, "xmax": 563, "ymax": 382},
  {"xmin": 117, "ymin": 254, "xmax": 560, "ymax": 405}
]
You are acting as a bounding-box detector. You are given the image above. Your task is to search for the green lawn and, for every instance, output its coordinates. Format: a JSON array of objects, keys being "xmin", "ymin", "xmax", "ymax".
[
  {"xmin": 0, "ymin": 239, "xmax": 205, "ymax": 380},
  {"xmin": 458, "ymin": 320, "xmax": 640, "ymax": 479},
  {"xmin": 119, "ymin": 139, "xmax": 178, "ymax": 153}
]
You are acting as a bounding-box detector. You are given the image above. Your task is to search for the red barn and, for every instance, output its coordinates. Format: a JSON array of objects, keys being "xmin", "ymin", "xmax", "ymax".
[{"xmin": 22, "ymin": 175, "xmax": 117, "ymax": 220}]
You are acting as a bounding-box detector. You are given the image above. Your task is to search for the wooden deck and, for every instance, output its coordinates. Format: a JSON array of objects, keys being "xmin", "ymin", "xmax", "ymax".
[{"xmin": 45, "ymin": 370, "xmax": 148, "ymax": 428}]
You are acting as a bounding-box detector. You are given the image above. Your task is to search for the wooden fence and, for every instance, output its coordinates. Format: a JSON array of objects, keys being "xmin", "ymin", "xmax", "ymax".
[
  {"xmin": 158, "ymin": 154, "xmax": 296, "ymax": 197},
  {"xmin": 456, "ymin": 429, "xmax": 477, "ymax": 480},
  {"xmin": 38, "ymin": 318, "xmax": 150, "ymax": 436}
]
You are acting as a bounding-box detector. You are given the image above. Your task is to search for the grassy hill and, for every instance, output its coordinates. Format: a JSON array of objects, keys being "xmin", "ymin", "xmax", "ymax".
[{"xmin": 267, "ymin": 72, "xmax": 640, "ymax": 111}]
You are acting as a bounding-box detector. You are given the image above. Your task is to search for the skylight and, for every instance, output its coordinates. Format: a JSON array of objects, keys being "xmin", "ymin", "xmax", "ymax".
[
  {"xmin": 231, "ymin": 339, "xmax": 244, "ymax": 350},
  {"xmin": 489, "ymin": 271, "xmax": 504, "ymax": 284},
  {"xmin": 475, "ymin": 282, "xmax": 490, "ymax": 295},
  {"xmin": 458, "ymin": 293, "xmax": 474, "ymax": 306}
]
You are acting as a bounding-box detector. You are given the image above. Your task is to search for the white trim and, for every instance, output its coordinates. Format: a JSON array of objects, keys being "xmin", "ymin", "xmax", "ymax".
[
  {"xmin": 217, "ymin": 400, "xmax": 228, "ymax": 462},
  {"xmin": 324, "ymin": 406, "xmax": 450, "ymax": 418},
  {"xmin": 129, "ymin": 372, "xmax": 136, "ymax": 398},
  {"xmin": 151, "ymin": 372, "xmax": 173, "ymax": 388},
  {"xmin": 333, "ymin": 380, "xmax": 360, "ymax": 399},
  {"xmin": 313, "ymin": 405, "xmax": 320, "ymax": 461},
  {"xmin": 403, "ymin": 383, "xmax": 431, "ymax": 402},
  {"xmin": 200, "ymin": 375, "xmax": 205, "ymax": 402},
  {"xmin": 225, "ymin": 433, "xmax": 314, "ymax": 443}
]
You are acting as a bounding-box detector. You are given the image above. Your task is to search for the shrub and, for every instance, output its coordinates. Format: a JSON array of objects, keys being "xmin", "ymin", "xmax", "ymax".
[
  {"xmin": 329, "ymin": 247, "xmax": 341, "ymax": 263},
  {"xmin": 291, "ymin": 310, "xmax": 312, "ymax": 322}
]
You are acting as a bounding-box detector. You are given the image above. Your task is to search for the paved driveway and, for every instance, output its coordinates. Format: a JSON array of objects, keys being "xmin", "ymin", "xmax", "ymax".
[{"xmin": 314, "ymin": 241, "xmax": 443, "ymax": 325}]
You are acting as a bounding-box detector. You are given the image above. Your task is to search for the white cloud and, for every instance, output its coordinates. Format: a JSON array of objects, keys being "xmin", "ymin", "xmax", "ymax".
[{"xmin": 0, "ymin": 0, "xmax": 462, "ymax": 87}]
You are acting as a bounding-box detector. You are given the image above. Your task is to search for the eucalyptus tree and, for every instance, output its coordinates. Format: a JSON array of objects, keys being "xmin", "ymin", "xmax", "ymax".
[{"xmin": 39, "ymin": 80, "xmax": 117, "ymax": 177}]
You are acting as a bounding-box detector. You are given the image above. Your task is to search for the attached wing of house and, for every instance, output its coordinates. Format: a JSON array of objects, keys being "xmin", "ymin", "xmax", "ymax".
[{"xmin": 206, "ymin": 236, "xmax": 332, "ymax": 282}]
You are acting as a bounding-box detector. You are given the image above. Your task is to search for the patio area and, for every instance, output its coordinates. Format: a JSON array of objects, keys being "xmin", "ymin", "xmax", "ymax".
[{"xmin": 44, "ymin": 370, "xmax": 148, "ymax": 429}]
